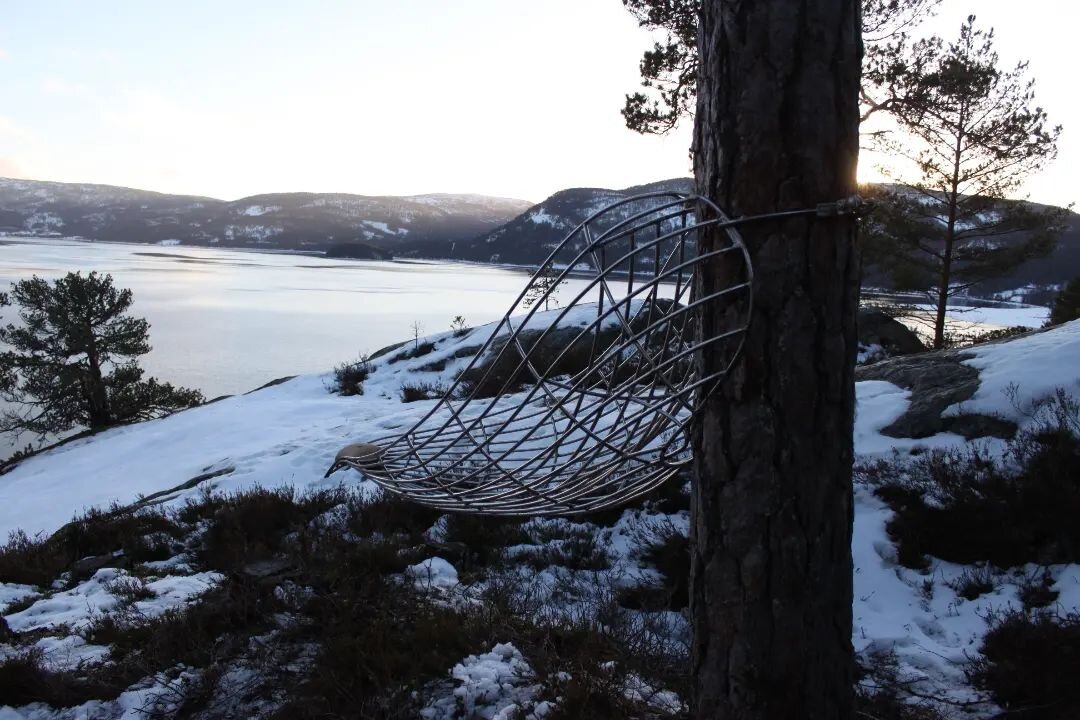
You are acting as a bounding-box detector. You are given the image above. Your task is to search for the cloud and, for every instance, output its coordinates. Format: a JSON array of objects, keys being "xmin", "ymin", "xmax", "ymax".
[
  {"xmin": 0, "ymin": 48, "xmax": 8, "ymax": 61},
  {"xmin": 0, "ymin": 156, "xmax": 23, "ymax": 178},
  {"xmin": 41, "ymin": 77, "xmax": 94, "ymax": 99},
  {"xmin": 0, "ymin": 115, "xmax": 34, "ymax": 142}
]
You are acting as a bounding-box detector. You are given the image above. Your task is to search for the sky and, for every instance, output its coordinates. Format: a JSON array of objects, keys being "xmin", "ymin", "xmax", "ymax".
[{"xmin": 0, "ymin": 0, "xmax": 1075, "ymax": 207}]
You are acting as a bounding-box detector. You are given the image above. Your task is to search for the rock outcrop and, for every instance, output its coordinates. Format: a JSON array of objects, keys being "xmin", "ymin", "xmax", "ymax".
[
  {"xmin": 857, "ymin": 349, "xmax": 1017, "ymax": 439},
  {"xmin": 858, "ymin": 308, "xmax": 925, "ymax": 358}
]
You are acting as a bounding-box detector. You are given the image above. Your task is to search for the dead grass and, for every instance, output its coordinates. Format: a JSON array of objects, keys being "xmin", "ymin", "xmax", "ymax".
[
  {"xmin": 328, "ymin": 355, "xmax": 370, "ymax": 396},
  {"xmin": 0, "ymin": 504, "xmax": 183, "ymax": 587},
  {"xmin": 949, "ymin": 566, "xmax": 996, "ymax": 601},
  {"xmin": 399, "ymin": 380, "xmax": 447, "ymax": 403},
  {"xmin": 0, "ymin": 649, "xmax": 123, "ymax": 709},
  {"xmin": 442, "ymin": 513, "xmax": 530, "ymax": 568},
  {"xmin": 969, "ymin": 611, "xmax": 1080, "ymax": 719},
  {"xmin": 620, "ymin": 517, "xmax": 689, "ymax": 611},
  {"xmin": 863, "ymin": 401, "xmax": 1080, "ymax": 569},
  {"xmin": 196, "ymin": 485, "xmax": 348, "ymax": 572}
]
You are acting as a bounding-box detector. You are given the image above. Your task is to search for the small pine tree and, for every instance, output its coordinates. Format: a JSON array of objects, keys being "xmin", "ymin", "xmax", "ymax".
[
  {"xmin": 0, "ymin": 272, "xmax": 203, "ymax": 438},
  {"xmin": 1049, "ymin": 277, "xmax": 1080, "ymax": 326},
  {"xmin": 521, "ymin": 264, "xmax": 566, "ymax": 312},
  {"xmin": 865, "ymin": 16, "xmax": 1067, "ymax": 348}
]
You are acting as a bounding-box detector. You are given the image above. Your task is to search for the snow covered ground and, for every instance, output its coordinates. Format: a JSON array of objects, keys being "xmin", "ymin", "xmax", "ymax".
[
  {"xmin": 4, "ymin": 313, "xmax": 1075, "ymax": 541},
  {"xmin": 2, "ymin": 313, "xmax": 1079, "ymax": 717}
]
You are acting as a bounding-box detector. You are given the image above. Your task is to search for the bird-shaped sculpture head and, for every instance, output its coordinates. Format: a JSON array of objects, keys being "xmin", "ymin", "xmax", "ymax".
[{"xmin": 324, "ymin": 442, "xmax": 385, "ymax": 478}]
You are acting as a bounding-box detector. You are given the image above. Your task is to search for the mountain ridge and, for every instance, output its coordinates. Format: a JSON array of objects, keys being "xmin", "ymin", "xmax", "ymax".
[
  {"xmin": 397, "ymin": 177, "xmax": 1080, "ymax": 304},
  {"xmin": 0, "ymin": 177, "xmax": 532, "ymax": 254},
  {"xmin": 396, "ymin": 177, "xmax": 694, "ymax": 265}
]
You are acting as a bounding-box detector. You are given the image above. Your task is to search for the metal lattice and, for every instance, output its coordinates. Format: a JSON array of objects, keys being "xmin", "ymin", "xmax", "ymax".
[{"xmin": 326, "ymin": 192, "xmax": 753, "ymax": 515}]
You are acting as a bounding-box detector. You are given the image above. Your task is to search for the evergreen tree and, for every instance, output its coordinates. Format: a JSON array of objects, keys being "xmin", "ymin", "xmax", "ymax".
[
  {"xmin": 621, "ymin": 0, "xmax": 941, "ymax": 134},
  {"xmin": 522, "ymin": 264, "xmax": 566, "ymax": 312},
  {"xmin": 866, "ymin": 16, "xmax": 1066, "ymax": 348},
  {"xmin": 0, "ymin": 272, "xmax": 203, "ymax": 438},
  {"xmin": 1049, "ymin": 277, "xmax": 1080, "ymax": 326}
]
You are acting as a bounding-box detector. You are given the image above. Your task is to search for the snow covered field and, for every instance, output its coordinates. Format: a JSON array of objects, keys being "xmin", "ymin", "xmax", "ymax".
[{"xmin": 2, "ymin": 313, "xmax": 1079, "ymax": 717}]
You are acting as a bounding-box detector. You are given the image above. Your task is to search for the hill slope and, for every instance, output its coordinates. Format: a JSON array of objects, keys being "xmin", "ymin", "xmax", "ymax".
[
  {"xmin": 0, "ymin": 178, "xmax": 531, "ymax": 254},
  {"xmin": 400, "ymin": 178, "xmax": 1080, "ymax": 304},
  {"xmin": 397, "ymin": 178, "xmax": 693, "ymax": 265},
  {"xmin": 1, "ymin": 315, "xmax": 1078, "ymax": 717}
]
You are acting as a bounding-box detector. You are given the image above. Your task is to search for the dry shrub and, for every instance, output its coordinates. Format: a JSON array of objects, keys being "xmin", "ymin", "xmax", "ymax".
[
  {"xmin": 867, "ymin": 394, "xmax": 1080, "ymax": 569},
  {"xmin": 329, "ymin": 355, "xmax": 370, "ymax": 396},
  {"xmin": 399, "ymin": 380, "xmax": 447, "ymax": 403},
  {"xmin": 620, "ymin": 517, "xmax": 689, "ymax": 611},
  {"xmin": 0, "ymin": 504, "xmax": 182, "ymax": 586},
  {"xmin": 0, "ymin": 529, "xmax": 66, "ymax": 587},
  {"xmin": 0, "ymin": 650, "xmax": 120, "ymax": 709},
  {"xmin": 969, "ymin": 611, "xmax": 1080, "ymax": 719},
  {"xmin": 949, "ymin": 566, "xmax": 996, "ymax": 601},
  {"xmin": 442, "ymin": 513, "xmax": 530, "ymax": 567},
  {"xmin": 198, "ymin": 486, "xmax": 347, "ymax": 572}
]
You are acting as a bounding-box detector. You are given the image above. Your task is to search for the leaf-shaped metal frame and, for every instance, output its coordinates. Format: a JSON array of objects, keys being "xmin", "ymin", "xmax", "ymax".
[{"xmin": 329, "ymin": 192, "xmax": 752, "ymax": 515}]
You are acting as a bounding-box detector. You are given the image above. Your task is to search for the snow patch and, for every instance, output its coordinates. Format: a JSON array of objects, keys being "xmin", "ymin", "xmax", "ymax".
[
  {"xmin": 0, "ymin": 583, "xmax": 39, "ymax": 613},
  {"xmin": 0, "ymin": 635, "xmax": 111, "ymax": 671},
  {"xmin": 527, "ymin": 209, "xmax": 560, "ymax": 227},
  {"xmin": 422, "ymin": 643, "xmax": 550, "ymax": 720},
  {"xmin": 363, "ymin": 220, "xmax": 409, "ymax": 236},
  {"xmin": 241, "ymin": 205, "xmax": 281, "ymax": 217},
  {"xmin": 2, "ymin": 668, "xmax": 201, "ymax": 719},
  {"xmin": 944, "ymin": 319, "xmax": 1080, "ymax": 422},
  {"xmin": 407, "ymin": 556, "xmax": 460, "ymax": 592},
  {"xmin": 4, "ymin": 568, "xmax": 222, "ymax": 633}
]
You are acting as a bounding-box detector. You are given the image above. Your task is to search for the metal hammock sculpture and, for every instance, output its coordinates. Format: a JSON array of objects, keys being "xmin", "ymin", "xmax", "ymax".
[{"xmin": 327, "ymin": 192, "xmax": 753, "ymax": 515}]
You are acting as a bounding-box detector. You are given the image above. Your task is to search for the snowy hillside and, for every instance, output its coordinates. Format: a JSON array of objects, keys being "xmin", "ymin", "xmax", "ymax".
[
  {"xmin": 397, "ymin": 178, "xmax": 694, "ymax": 265},
  {"xmin": 397, "ymin": 178, "xmax": 1080, "ymax": 303},
  {"xmin": 0, "ymin": 178, "xmax": 531, "ymax": 253},
  {"xmin": 1, "ymin": 315, "xmax": 1079, "ymax": 718}
]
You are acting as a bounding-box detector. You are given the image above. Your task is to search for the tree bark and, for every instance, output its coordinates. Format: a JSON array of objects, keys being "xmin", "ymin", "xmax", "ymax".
[
  {"xmin": 934, "ymin": 133, "xmax": 965, "ymax": 350},
  {"xmin": 690, "ymin": 1, "xmax": 862, "ymax": 718},
  {"xmin": 84, "ymin": 326, "xmax": 113, "ymax": 429}
]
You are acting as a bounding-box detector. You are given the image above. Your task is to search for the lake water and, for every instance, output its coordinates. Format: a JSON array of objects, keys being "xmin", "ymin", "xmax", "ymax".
[{"xmin": 0, "ymin": 237, "xmax": 560, "ymax": 400}]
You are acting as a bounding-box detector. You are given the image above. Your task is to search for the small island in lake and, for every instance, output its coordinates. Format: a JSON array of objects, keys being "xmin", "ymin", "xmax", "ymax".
[{"xmin": 322, "ymin": 241, "xmax": 394, "ymax": 260}]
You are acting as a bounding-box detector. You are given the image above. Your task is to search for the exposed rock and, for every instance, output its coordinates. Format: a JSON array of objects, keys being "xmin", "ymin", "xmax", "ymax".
[
  {"xmin": 323, "ymin": 242, "xmax": 393, "ymax": 260},
  {"xmin": 858, "ymin": 308, "xmax": 925, "ymax": 357},
  {"xmin": 369, "ymin": 339, "xmax": 410, "ymax": 360},
  {"xmin": 246, "ymin": 376, "xmax": 297, "ymax": 394},
  {"xmin": 242, "ymin": 558, "xmax": 298, "ymax": 586},
  {"xmin": 942, "ymin": 413, "xmax": 1018, "ymax": 440},
  {"xmin": 132, "ymin": 466, "xmax": 236, "ymax": 510},
  {"xmin": 856, "ymin": 350, "xmax": 1016, "ymax": 439},
  {"xmin": 425, "ymin": 541, "xmax": 470, "ymax": 564},
  {"xmin": 72, "ymin": 552, "xmax": 128, "ymax": 577}
]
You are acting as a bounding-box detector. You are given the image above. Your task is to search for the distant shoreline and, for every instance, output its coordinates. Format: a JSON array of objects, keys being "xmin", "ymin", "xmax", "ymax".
[{"xmin": 1, "ymin": 233, "xmax": 1055, "ymax": 311}]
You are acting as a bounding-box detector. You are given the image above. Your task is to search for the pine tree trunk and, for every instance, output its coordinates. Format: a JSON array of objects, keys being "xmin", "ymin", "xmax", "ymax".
[
  {"xmin": 84, "ymin": 333, "xmax": 113, "ymax": 429},
  {"xmin": 932, "ymin": 239, "xmax": 952, "ymax": 349},
  {"xmin": 934, "ymin": 169, "xmax": 963, "ymax": 350},
  {"xmin": 690, "ymin": 1, "xmax": 862, "ymax": 718}
]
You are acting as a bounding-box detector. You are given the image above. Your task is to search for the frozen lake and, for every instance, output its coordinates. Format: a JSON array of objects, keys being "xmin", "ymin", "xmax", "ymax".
[{"xmin": 0, "ymin": 237, "xmax": 566, "ymax": 400}]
